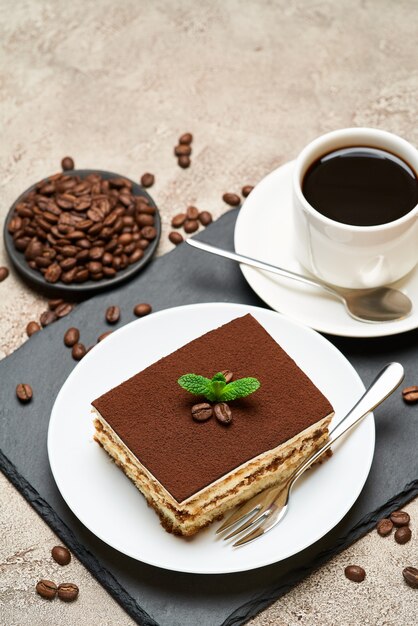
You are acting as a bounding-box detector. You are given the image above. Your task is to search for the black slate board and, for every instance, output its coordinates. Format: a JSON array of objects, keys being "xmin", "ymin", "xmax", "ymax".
[{"xmin": 1, "ymin": 209, "xmax": 418, "ymax": 626}]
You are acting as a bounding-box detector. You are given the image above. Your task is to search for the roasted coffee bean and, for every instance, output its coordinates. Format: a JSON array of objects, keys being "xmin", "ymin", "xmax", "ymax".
[
  {"xmin": 376, "ymin": 518, "xmax": 393, "ymax": 536},
  {"xmin": 72, "ymin": 343, "xmax": 86, "ymax": 361},
  {"xmin": 138, "ymin": 238, "xmax": 150, "ymax": 250},
  {"xmin": 61, "ymin": 156, "xmax": 75, "ymax": 171},
  {"xmin": 57, "ymin": 582, "xmax": 79, "ymax": 602},
  {"xmin": 191, "ymin": 403, "xmax": 213, "ymax": 422},
  {"xmin": 8, "ymin": 216, "xmax": 22, "ymax": 233},
  {"xmin": 390, "ymin": 510, "xmax": 410, "ymax": 527},
  {"xmin": 0, "ymin": 267, "xmax": 10, "ymax": 282},
  {"xmin": 242, "ymin": 185, "xmax": 254, "ymax": 198},
  {"xmin": 26, "ymin": 321, "xmax": 41, "ymax": 337},
  {"xmin": 118, "ymin": 233, "xmax": 133, "ymax": 245},
  {"xmin": 183, "ymin": 219, "xmax": 199, "ymax": 234},
  {"xmin": 133, "ymin": 302, "xmax": 152, "ymax": 317},
  {"xmin": 64, "ymin": 327, "xmax": 80, "ymax": 347},
  {"xmin": 129, "ymin": 249, "xmax": 144, "ymax": 264},
  {"xmin": 136, "ymin": 213, "xmax": 154, "ymax": 227},
  {"xmin": 55, "ymin": 302, "xmax": 74, "ymax": 318},
  {"xmin": 48, "ymin": 298, "xmax": 64, "ymax": 310},
  {"xmin": 186, "ymin": 205, "xmax": 199, "ymax": 220},
  {"xmin": 25, "ymin": 239, "xmax": 43, "ymax": 261},
  {"xmin": 61, "ymin": 268, "xmax": 78, "ymax": 283},
  {"xmin": 220, "ymin": 369, "xmax": 233, "ymax": 383},
  {"xmin": 174, "ymin": 144, "xmax": 192, "ymax": 157},
  {"xmin": 44, "ymin": 263, "xmax": 62, "ymax": 283},
  {"xmin": 106, "ymin": 305, "xmax": 120, "ymax": 324},
  {"xmin": 97, "ymin": 331, "xmax": 112, "ymax": 342},
  {"xmin": 169, "ymin": 231, "xmax": 183, "ymax": 245},
  {"xmin": 36, "ymin": 579, "xmax": 57, "ymax": 600},
  {"xmin": 16, "ymin": 383, "xmax": 33, "ymax": 403},
  {"xmin": 141, "ymin": 226, "xmax": 157, "ymax": 240},
  {"xmin": 51, "ymin": 545, "xmax": 71, "ymax": 566},
  {"xmin": 137, "ymin": 203, "xmax": 155, "ymax": 215},
  {"xmin": 402, "ymin": 386, "xmax": 418, "ymax": 403},
  {"xmin": 344, "ymin": 565, "xmax": 365, "ymax": 582},
  {"xmin": 403, "ymin": 566, "xmax": 418, "ymax": 589},
  {"xmin": 60, "ymin": 257, "xmax": 77, "ymax": 271},
  {"xmin": 222, "ymin": 192, "xmax": 241, "ymax": 206},
  {"xmin": 74, "ymin": 268, "xmax": 89, "ymax": 283},
  {"xmin": 171, "ymin": 213, "xmax": 186, "ymax": 228},
  {"xmin": 40, "ymin": 310, "xmax": 58, "ymax": 327},
  {"xmin": 214, "ymin": 402, "xmax": 232, "ymax": 425},
  {"xmin": 395, "ymin": 526, "xmax": 412, "ymax": 544},
  {"xmin": 198, "ymin": 211, "xmax": 212, "ymax": 226},
  {"xmin": 87, "ymin": 261, "xmax": 103, "ymax": 274},
  {"xmin": 141, "ymin": 173, "xmax": 155, "ymax": 188},
  {"xmin": 178, "ymin": 155, "xmax": 191, "ymax": 169},
  {"xmin": 103, "ymin": 266, "xmax": 117, "ymax": 277},
  {"xmin": 179, "ymin": 132, "xmax": 193, "ymax": 145}
]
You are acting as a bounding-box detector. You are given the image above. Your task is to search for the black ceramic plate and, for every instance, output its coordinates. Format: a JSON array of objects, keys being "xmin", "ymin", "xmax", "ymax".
[{"xmin": 3, "ymin": 170, "xmax": 161, "ymax": 299}]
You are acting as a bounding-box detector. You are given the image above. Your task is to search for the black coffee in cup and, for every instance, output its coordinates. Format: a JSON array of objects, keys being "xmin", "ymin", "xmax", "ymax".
[{"xmin": 302, "ymin": 146, "xmax": 418, "ymax": 226}]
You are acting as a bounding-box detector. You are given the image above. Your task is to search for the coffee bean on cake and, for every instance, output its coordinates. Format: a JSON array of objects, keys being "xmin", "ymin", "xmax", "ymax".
[
  {"xmin": 191, "ymin": 403, "xmax": 213, "ymax": 422},
  {"xmin": 214, "ymin": 402, "xmax": 232, "ymax": 425},
  {"xmin": 7, "ymin": 171, "xmax": 157, "ymax": 285}
]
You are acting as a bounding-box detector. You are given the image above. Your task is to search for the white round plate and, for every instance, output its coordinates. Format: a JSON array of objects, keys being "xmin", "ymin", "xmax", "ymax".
[
  {"xmin": 48, "ymin": 303, "xmax": 374, "ymax": 574},
  {"xmin": 234, "ymin": 161, "xmax": 418, "ymax": 337}
]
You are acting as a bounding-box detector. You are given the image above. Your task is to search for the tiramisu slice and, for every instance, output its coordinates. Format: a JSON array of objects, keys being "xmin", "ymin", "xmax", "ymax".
[{"xmin": 92, "ymin": 314, "xmax": 334, "ymax": 536}]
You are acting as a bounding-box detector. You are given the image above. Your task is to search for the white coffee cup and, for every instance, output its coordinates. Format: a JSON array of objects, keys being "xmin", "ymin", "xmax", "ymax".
[{"xmin": 293, "ymin": 128, "xmax": 418, "ymax": 289}]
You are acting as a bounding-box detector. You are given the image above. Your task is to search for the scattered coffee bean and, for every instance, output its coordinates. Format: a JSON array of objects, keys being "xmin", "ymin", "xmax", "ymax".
[
  {"xmin": 106, "ymin": 305, "xmax": 120, "ymax": 324},
  {"xmin": 141, "ymin": 173, "xmax": 154, "ymax": 188},
  {"xmin": 8, "ymin": 171, "xmax": 156, "ymax": 285},
  {"xmin": 390, "ymin": 510, "xmax": 410, "ymax": 527},
  {"xmin": 55, "ymin": 302, "xmax": 74, "ymax": 318},
  {"xmin": 0, "ymin": 266, "xmax": 10, "ymax": 282},
  {"xmin": 36, "ymin": 579, "xmax": 58, "ymax": 600},
  {"xmin": 64, "ymin": 327, "xmax": 80, "ymax": 347},
  {"xmin": 344, "ymin": 565, "xmax": 365, "ymax": 582},
  {"xmin": 186, "ymin": 206, "xmax": 199, "ymax": 220},
  {"xmin": 171, "ymin": 213, "xmax": 186, "ymax": 228},
  {"xmin": 133, "ymin": 303, "xmax": 152, "ymax": 317},
  {"xmin": 57, "ymin": 582, "xmax": 79, "ymax": 602},
  {"xmin": 198, "ymin": 211, "xmax": 212, "ymax": 226},
  {"xmin": 51, "ymin": 545, "xmax": 71, "ymax": 566},
  {"xmin": 184, "ymin": 219, "xmax": 199, "ymax": 234},
  {"xmin": 179, "ymin": 132, "xmax": 193, "ymax": 145},
  {"xmin": 214, "ymin": 402, "xmax": 232, "ymax": 425},
  {"xmin": 16, "ymin": 383, "xmax": 33, "ymax": 403},
  {"xmin": 191, "ymin": 403, "xmax": 213, "ymax": 422},
  {"xmin": 395, "ymin": 526, "xmax": 412, "ymax": 544},
  {"xmin": 97, "ymin": 331, "xmax": 112, "ymax": 342},
  {"xmin": 40, "ymin": 310, "xmax": 58, "ymax": 327},
  {"xmin": 222, "ymin": 192, "xmax": 240, "ymax": 207},
  {"xmin": 220, "ymin": 369, "xmax": 233, "ymax": 383},
  {"xmin": 169, "ymin": 231, "xmax": 184, "ymax": 245},
  {"xmin": 178, "ymin": 155, "xmax": 191, "ymax": 169},
  {"xmin": 403, "ymin": 566, "xmax": 418, "ymax": 589},
  {"xmin": 376, "ymin": 518, "xmax": 393, "ymax": 536},
  {"xmin": 72, "ymin": 343, "xmax": 86, "ymax": 360},
  {"xmin": 242, "ymin": 185, "xmax": 254, "ymax": 198},
  {"xmin": 26, "ymin": 321, "xmax": 41, "ymax": 337},
  {"xmin": 48, "ymin": 298, "xmax": 64, "ymax": 311},
  {"xmin": 402, "ymin": 386, "xmax": 418, "ymax": 403},
  {"xmin": 174, "ymin": 144, "xmax": 192, "ymax": 157},
  {"xmin": 61, "ymin": 156, "xmax": 75, "ymax": 171}
]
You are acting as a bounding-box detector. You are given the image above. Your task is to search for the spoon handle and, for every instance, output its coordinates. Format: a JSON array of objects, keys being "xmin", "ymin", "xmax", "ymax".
[{"xmin": 186, "ymin": 239, "xmax": 340, "ymax": 299}]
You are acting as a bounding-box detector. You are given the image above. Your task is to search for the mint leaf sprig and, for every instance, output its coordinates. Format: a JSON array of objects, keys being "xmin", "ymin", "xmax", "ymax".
[{"xmin": 178, "ymin": 372, "xmax": 260, "ymax": 402}]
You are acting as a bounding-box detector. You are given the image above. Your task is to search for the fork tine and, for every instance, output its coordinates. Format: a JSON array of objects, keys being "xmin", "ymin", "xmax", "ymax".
[
  {"xmin": 216, "ymin": 501, "xmax": 263, "ymax": 534},
  {"xmin": 223, "ymin": 508, "xmax": 271, "ymax": 541},
  {"xmin": 233, "ymin": 523, "xmax": 265, "ymax": 547},
  {"xmin": 233, "ymin": 498, "xmax": 290, "ymax": 547}
]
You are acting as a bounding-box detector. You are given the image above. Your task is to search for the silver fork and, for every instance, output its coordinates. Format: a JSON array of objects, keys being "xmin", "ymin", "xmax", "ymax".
[{"xmin": 216, "ymin": 362, "xmax": 404, "ymax": 547}]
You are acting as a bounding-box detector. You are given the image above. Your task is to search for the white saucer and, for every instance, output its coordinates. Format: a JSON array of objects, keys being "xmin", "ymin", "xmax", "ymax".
[
  {"xmin": 234, "ymin": 161, "xmax": 418, "ymax": 337},
  {"xmin": 47, "ymin": 303, "xmax": 373, "ymax": 574}
]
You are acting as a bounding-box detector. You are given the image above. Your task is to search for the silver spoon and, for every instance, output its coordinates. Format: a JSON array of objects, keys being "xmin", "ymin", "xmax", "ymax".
[{"xmin": 186, "ymin": 239, "xmax": 413, "ymax": 323}]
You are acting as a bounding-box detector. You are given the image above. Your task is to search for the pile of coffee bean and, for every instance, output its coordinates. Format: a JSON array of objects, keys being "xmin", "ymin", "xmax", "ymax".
[
  {"xmin": 8, "ymin": 164, "xmax": 157, "ymax": 285},
  {"xmin": 36, "ymin": 545, "xmax": 79, "ymax": 602},
  {"xmin": 0, "ymin": 266, "xmax": 9, "ymax": 282},
  {"xmin": 169, "ymin": 206, "xmax": 213, "ymax": 245},
  {"xmin": 175, "ymin": 133, "xmax": 193, "ymax": 169},
  {"xmin": 376, "ymin": 509, "xmax": 412, "ymax": 544}
]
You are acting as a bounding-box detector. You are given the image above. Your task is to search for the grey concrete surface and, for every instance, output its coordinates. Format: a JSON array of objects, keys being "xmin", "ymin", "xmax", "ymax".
[{"xmin": 1, "ymin": 0, "xmax": 418, "ymax": 624}]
